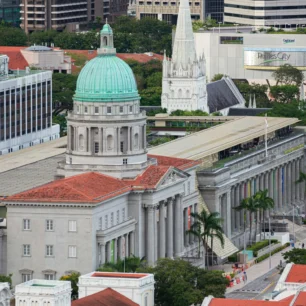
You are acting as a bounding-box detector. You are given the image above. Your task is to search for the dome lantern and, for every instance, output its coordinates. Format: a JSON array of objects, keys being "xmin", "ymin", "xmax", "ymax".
[{"xmin": 98, "ymin": 19, "xmax": 116, "ymax": 56}]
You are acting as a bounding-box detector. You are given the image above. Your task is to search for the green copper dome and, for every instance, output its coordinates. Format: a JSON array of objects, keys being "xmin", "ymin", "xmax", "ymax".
[{"xmin": 74, "ymin": 23, "xmax": 139, "ymax": 103}]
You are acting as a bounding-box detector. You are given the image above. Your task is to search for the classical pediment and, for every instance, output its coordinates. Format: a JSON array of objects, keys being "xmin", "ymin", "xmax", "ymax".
[{"xmin": 158, "ymin": 167, "xmax": 189, "ymax": 189}]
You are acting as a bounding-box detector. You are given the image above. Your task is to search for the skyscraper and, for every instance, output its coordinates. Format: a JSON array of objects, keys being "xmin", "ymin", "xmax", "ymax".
[{"xmin": 204, "ymin": 0, "xmax": 224, "ymax": 22}]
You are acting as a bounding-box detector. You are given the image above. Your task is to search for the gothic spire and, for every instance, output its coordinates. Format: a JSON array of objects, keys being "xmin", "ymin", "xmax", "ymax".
[{"xmin": 171, "ymin": 0, "xmax": 197, "ymax": 70}]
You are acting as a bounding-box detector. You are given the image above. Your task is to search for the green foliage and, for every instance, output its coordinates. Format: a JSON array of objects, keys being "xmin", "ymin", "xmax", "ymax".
[
  {"xmin": 60, "ymin": 272, "xmax": 80, "ymax": 299},
  {"xmin": 98, "ymin": 255, "xmax": 147, "ymax": 272},
  {"xmin": 53, "ymin": 114, "xmax": 67, "ymax": 136},
  {"xmin": 146, "ymin": 108, "xmax": 167, "ymax": 116},
  {"xmin": 170, "ymin": 109, "xmax": 209, "ymax": 116},
  {"xmin": 283, "ymin": 248, "xmax": 306, "ymax": 264},
  {"xmin": 0, "ymin": 26, "xmax": 27, "ymax": 46},
  {"xmin": 139, "ymin": 87, "xmax": 162, "ymax": 106},
  {"xmin": 146, "ymin": 72, "xmax": 162, "ymax": 88},
  {"xmin": 140, "ymin": 258, "xmax": 228, "ymax": 306},
  {"xmin": 270, "ymin": 85, "xmax": 299, "ymax": 103},
  {"xmin": 211, "ymin": 74, "xmax": 224, "ymax": 82},
  {"xmin": 256, "ymin": 243, "xmax": 290, "ymax": 263},
  {"xmin": 28, "ymin": 30, "xmax": 58, "ymax": 46},
  {"xmin": 247, "ymin": 239, "xmax": 279, "ymax": 256},
  {"xmin": 66, "ymin": 52, "xmax": 88, "ymax": 67},
  {"xmin": 54, "ymin": 31, "xmax": 99, "ymax": 50},
  {"xmin": 228, "ymin": 252, "xmax": 239, "ymax": 263},
  {"xmin": 0, "ymin": 274, "xmax": 12, "ymax": 288},
  {"xmin": 149, "ymin": 135, "xmax": 175, "ymax": 146},
  {"xmin": 234, "ymin": 81, "xmax": 271, "ymax": 108},
  {"xmin": 52, "ymin": 73, "xmax": 78, "ymax": 116},
  {"xmin": 272, "ymin": 64, "xmax": 304, "ymax": 87}
]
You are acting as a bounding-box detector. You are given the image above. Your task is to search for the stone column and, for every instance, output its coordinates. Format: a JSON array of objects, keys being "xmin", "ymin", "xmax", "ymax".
[
  {"xmin": 101, "ymin": 243, "xmax": 106, "ymax": 265},
  {"xmin": 226, "ymin": 191, "xmax": 231, "ymax": 239},
  {"xmin": 292, "ymin": 160, "xmax": 296, "ymax": 202},
  {"xmin": 240, "ymin": 182, "xmax": 245, "ymax": 229},
  {"xmin": 278, "ymin": 167, "xmax": 283, "ymax": 211},
  {"xmin": 118, "ymin": 127, "xmax": 121, "ymax": 153},
  {"xmin": 167, "ymin": 197, "xmax": 174, "ymax": 258},
  {"xmin": 118, "ymin": 237, "xmax": 122, "ymax": 260},
  {"xmin": 103, "ymin": 128, "xmax": 106, "ymax": 153},
  {"xmin": 174, "ymin": 194, "xmax": 183, "ymax": 256},
  {"xmin": 114, "ymin": 238, "xmax": 118, "ymax": 263},
  {"xmin": 147, "ymin": 206, "xmax": 155, "ymax": 265},
  {"xmin": 288, "ymin": 162, "xmax": 292, "ymax": 206},
  {"xmin": 273, "ymin": 169, "xmax": 278, "ymax": 210},
  {"xmin": 127, "ymin": 126, "xmax": 131, "ymax": 153},
  {"xmin": 98, "ymin": 127, "xmax": 102, "ymax": 153},
  {"xmin": 154, "ymin": 205, "xmax": 158, "ymax": 262},
  {"xmin": 284, "ymin": 163, "xmax": 288, "ymax": 208},
  {"xmin": 88, "ymin": 127, "xmax": 92, "ymax": 154},
  {"xmin": 296, "ymin": 159, "xmax": 300, "ymax": 200},
  {"xmin": 143, "ymin": 124, "xmax": 146, "ymax": 150},
  {"xmin": 106, "ymin": 241, "xmax": 111, "ymax": 262},
  {"xmin": 130, "ymin": 232, "xmax": 135, "ymax": 256},
  {"xmin": 184, "ymin": 208, "xmax": 189, "ymax": 247},
  {"xmin": 231, "ymin": 188, "xmax": 235, "ymax": 233},
  {"xmin": 234, "ymin": 184, "xmax": 240, "ymax": 230},
  {"xmin": 159, "ymin": 202, "xmax": 166, "ymax": 258},
  {"xmin": 125, "ymin": 233, "xmax": 129, "ymax": 258},
  {"xmin": 189, "ymin": 205, "xmax": 194, "ymax": 245}
]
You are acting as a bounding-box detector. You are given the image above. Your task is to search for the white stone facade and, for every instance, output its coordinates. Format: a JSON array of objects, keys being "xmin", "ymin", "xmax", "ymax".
[
  {"xmin": 161, "ymin": 0, "xmax": 208, "ymax": 114},
  {"xmin": 15, "ymin": 279, "xmax": 71, "ymax": 306},
  {"xmin": 78, "ymin": 272, "xmax": 154, "ymax": 306},
  {"xmin": 0, "ymin": 282, "xmax": 11, "ymax": 306}
]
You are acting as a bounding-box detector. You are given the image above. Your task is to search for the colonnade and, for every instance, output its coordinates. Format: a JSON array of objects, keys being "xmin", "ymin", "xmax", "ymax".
[
  {"xmin": 144, "ymin": 193, "xmax": 192, "ymax": 265},
  {"xmin": 68, "ymin": 125, "xmax": 147, "ymax": 154},
  {"xmin": 98, "ymin": 231, "xmax": 135, "ymax": 266},
  {"xmin": 226, "ymin": 157, "xmax": 304, "ymax": 238}
]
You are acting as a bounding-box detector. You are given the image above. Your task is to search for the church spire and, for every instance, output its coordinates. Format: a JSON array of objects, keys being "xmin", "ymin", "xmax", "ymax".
[{"xmin": 172, "ymin": 0, "xmax": 197, "ymax": 70}]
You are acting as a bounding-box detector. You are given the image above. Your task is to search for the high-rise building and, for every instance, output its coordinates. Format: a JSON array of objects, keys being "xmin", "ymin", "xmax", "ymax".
[
  {"xmin": 20, "ymin": 0, "xmax": 88, "ymax": 33},
  {"xmin": 224, "ymin": 0, "xmax": 306, "ymax": 27},
  {"xmin": 0, "ymin": 54, "xmax": 60, "ymax": 155},
  {"xmin": 204, "ymin": 0, "xmax": 224, "ymax": 22},
  {"xmin": 0, "ymin": 0, "xmax": 21, "ymax": 25}
]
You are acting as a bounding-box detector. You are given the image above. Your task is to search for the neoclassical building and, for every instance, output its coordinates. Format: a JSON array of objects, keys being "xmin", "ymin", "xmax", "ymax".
[{"xmin": 4, "ymin": 22, "xmax": 202, "ymax": 286}]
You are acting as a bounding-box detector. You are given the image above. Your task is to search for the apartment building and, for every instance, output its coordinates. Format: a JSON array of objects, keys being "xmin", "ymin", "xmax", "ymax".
[
  {"xmin": 20, "ymin": 0, "xmax": 88, "ymax": 33},
  {"xmin": 224, "ymin": 0, "xmax": 306, "ymax": 27},
  {"xmin": 0, "ymin": 54, "xmax": 59, "ymax": 155},
  {"xmin": 0, "ymin": 0, "xmax": 21, "ymax": 25}
]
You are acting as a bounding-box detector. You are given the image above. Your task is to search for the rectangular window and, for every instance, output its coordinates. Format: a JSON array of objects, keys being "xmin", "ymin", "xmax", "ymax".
[
  {"xmin": 23, "ymin": 219, "xmax": 31, "ymax": 230},
  {"xmin": 119, "ymin": 106, "xmax": 123, "ymax": 113},
  {"xmin": 129, "ymin": 105, "xmax": 133, "ymax": 113},
  {"xmin": 68, "ymin": 246, "xmax": 77, "ymax": 258},
  {"xmin": 77, "ymin": 105, "xmax": 80, "ymax": 113},
  {"xmin": 116, "ymin": 210, "xmax": 119, "ymax": 224},
  {"xmin": 23, "ymin": 244, "xmax": 31, "ymax": 256},
  {"xmin": 107, "ymin": 106, "xmax": 111, "ymax": 114},
  {"xmin": 22, "ymin": 274, "xmax": 32, "ymax": 282},
  {"xmin": 120, "ymin": 141, "xmax": 124, "ymax": 153},
  {"xmin": 84, "ymin": 106, "xmax": 88, "ymax": 113},
  {"xmin": 46, "ymin": 219, "xmax": 53, "ymax": 231},
  {"xmin": 68, "ymin": 220, "xmax": 77, "ymax": 232},
  {"xmin": 105, "ymin": 215, "xmax": 108, "ymax": 229},
  {"xmin": 46, "ymin": 245, "xmax": 54, "ymax": 256},
  {"xmin": 123, "ymin": 158, "xmax": 127, "ymax": 165},
  {"xmin": 122, "ymin": 208, "xmax": 126, "ymax": 221},
  {"xmin": 220, "ymin": 36, "xmax": 243, "ymax": 45},
  {"xmin": 111, "ymin": 212, "xmax": 114, "ymax": 226},
  {"xmin": 95, "ymin": 106, "xmax": 99, "ymax": 114},
  {"xmin": 94, "ymin": 142, "xmax": 99, "ymax": 153},
  {"xmin": 187, "ymin": 182, "xmax": 190, "ymax": 194},
  {"xmin": 44, "ymin": 274, "xmax": 54, "ymax": 280}
]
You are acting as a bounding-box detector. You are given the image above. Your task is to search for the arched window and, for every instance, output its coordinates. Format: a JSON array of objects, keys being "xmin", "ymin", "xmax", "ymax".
[
  {"xmin": 171, "ymin": 90, "xmax": 174, "ymax": 98},
  {"xmin": 103, "ymin": 36, "xmax": 108, "ymax": 46},
  {"xmin": 178, "ymin": 89, "xmax": 182, "ymax": 98},
  {"xmin": 186, "ymin": 90, "xmax": 190, "ymax": 98},
  {"xmin": 79, "ymin": 134, "xmax": 84, "ymax": 151},
  {"xmin": 134, "ymin": 133, "xmax": 139, "ymax": 149},
  {"xmin": 107, "ymin": 135, "xmax": 113, "ymax": 150}
]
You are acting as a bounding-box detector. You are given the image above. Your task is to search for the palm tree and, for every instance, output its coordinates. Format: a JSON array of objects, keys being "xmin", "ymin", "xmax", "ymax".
[
  {"xmin": 234, "ymin": 196, "xmax": 258, "ymax": 244},
  {"xmin": 208, "ymin": 218, "xmax": 224, "ymax": 268},
  {"xmin": 255, "ymin": 189, "xmax": 274, "ymax": 240},
  {"xmin": 186, "ymin": 210, "xmax": 224, "ymax": 269}
]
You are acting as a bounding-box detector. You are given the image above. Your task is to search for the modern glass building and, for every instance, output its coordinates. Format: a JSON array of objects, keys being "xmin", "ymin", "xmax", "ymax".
[
  {"xmin": 0, "ymin": 0, "xmax": 21, "ymax": 26},
  {"xmin": 205, "ymin": 0, "xmax": 224, "ymax": 22}
]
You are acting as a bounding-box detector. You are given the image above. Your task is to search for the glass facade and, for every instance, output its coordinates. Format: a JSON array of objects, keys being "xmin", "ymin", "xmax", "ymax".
[
  {"xmin": 0, "ymin": 0, "xmax": 21, "ymax": 25},
  {"xmin": 205, "ymin": 0, "xmax": 224, "ymax": 22}
]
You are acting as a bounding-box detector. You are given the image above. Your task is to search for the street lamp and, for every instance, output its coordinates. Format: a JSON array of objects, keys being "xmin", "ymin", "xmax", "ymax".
[{"xmin": 218, "ymin": 22, "xmax": 222, "ymax": 33}]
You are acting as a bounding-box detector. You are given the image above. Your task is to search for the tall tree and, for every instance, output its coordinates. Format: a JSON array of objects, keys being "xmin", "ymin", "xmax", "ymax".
[
  {"xmin": 255, "ymin": 189, "xmax": 274, "ymax": 240},
  {"xmin": 270, "ymin": 85, "xmax": 299, "ymax": 104},
  {"xmin": 272, "ymin": 64, "xmax": 304, "ymax": 87},
  {"xmin": 0, "ymin": 26, "xmax": 27, "ymax": 46}
]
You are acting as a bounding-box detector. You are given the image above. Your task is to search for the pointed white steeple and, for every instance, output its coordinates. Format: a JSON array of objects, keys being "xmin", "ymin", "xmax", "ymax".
[
  {"xmin": 253, "ymin": 94, "xmax": 257, "ymax": 109},
  {"xmin": 172, "ymin": 0, "xmax": 197, "ymax": 70},
  {"xmin": 249, "ymin": 94, "xmax": 252, "ymax": 108}
]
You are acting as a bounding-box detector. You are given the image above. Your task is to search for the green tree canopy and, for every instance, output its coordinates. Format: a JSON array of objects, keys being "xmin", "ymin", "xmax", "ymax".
[
  {"xmin": 211, "ymin": 74, "xmax": 224, "ymax": 82},
  {"xmin": 272, "ymin": 64, "xmax": 304, "ymax": 87},
  {"xmin": 0, "ymin": 274, "xmax": 12, "ymax": 288},
  {"xmin": 283, "ymin": 248, "xmax": 306, "ymax": 264},
  {"xmin": 270, "ymin": 85, "xmax": 299, "ymax": 104},
  {"xmin": 139, "ymin": 258, "xmax": 228, "ymax": 306},
  {"xmin": 29, "ymin": 30, "xmax": 58, "ymax": 46},
  {"xmin": 0, "ymin": 26, "xmax": 27, "ymax": 46},
  {"xmin": 60, "ymin": 272, "xmax": 80, "ymax": 299}
]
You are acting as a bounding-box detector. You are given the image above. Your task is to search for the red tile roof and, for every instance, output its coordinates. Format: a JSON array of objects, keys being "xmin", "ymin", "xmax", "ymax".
[
  {"xmin": 209, "ymin": 296, "xmax": 294, "ymax": 306},
  {"xmin": 0, "ymin": 46, "xmax": 28, "ymax": 70},
  {"xmin": 91, "ymin": 272, "xmax": 148, "ymax": 279},
  {"xmin": 72, "ymin": 288, "xmax": 139, "ymax": 306},
  {"xmin": 130, "ymin": 165, "xmax": 171, "ymax": 189},
  {"xmin": 148, "ymin": 154, "xmax": 201, "ymax": 171},
  {"xmin": 65, "ymin": 49, "xmax": 163, "ymax": 63},
  {"xmin": 5, "ymin": 172, "xmax": 130, "ymax": 203},
  {"xmin": 286, "ymin": 264, "xmax": 306, "ymax": 283}
]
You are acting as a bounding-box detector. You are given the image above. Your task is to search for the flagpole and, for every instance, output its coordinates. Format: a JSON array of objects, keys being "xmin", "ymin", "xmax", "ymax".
[{"xmin": 265, "ymin": 114, "xmax": 268, "ymax": 158}]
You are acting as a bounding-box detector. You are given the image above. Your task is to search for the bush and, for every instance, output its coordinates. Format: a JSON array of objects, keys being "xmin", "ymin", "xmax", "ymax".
[
  {"xmin": 256, "ymin": 243, "xmax": 290, "ymax": 263},
  {"xmin": 247, "ymin": 239, "xmax": 279, "ymax": 256},
  {"xmin": 228, "ymin": 252, "xmax": 239, "ymax": 263}
]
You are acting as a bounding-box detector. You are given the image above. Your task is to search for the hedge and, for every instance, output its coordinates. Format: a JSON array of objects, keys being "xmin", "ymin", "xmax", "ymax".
[
  {"xmin": 256, "ymin": 243, "xmax": 290, "ymax": 263},
  {"xmin": 247, "ymin": 239, "xmax": 279, "ymax": 257}
]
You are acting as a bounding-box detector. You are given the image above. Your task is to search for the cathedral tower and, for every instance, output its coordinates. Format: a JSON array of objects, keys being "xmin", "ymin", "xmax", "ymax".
[
  {"xmin": 57, "ymin": 23, "xmax": 148, "ymax": 179},
  {"xmin": 161, "ymin": 0, "xmax": 208, "ymax": 113}
]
